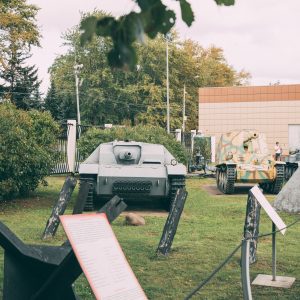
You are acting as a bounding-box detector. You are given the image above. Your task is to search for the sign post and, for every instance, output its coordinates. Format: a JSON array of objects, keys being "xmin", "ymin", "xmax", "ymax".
[
  {"xmin": 272, "ymin": 222, "xmax": 276, "ymax": 281},
  {"xmin": 249, "ymin": 185, "xmax": 296, "ymax": 288}
]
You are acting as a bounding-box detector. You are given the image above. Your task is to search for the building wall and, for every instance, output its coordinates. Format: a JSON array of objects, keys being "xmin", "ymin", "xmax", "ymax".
[{"xmin": 198, "ymin": 84, "xmax": 300, "ymax": 155}]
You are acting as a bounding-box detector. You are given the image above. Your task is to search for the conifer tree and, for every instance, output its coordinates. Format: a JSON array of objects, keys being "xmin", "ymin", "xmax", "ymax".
[
  {"xmin": 0, "ymin": 0, "xmax": 41, "ymax": 109},
  {"xmin": 45, "ymin": 82, "xmax": 63, "ymax": 120}
]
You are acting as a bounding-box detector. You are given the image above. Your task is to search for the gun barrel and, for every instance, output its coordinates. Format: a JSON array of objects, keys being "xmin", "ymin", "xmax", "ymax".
[{"xmin": 244, "ymin": 132, "xmax": 258, "ymax": 144}]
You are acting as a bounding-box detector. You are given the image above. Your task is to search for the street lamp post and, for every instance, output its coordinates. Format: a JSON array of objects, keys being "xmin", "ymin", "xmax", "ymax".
[
  {"xmin": 182, "ymin": 83, "xmax": 187, "ymax": 133},
  {"xmin": 74, "ymin": 64, "xmax": 83, "ymax": 125},
  {"xmin": 166, "ymin": 36, "xmax": 170, "ymax": 134}
]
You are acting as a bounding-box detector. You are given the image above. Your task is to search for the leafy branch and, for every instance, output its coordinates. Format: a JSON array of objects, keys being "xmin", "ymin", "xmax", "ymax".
[{"xmin": 80, "ymin": 0, "xmax": 235, "ymax": 69}]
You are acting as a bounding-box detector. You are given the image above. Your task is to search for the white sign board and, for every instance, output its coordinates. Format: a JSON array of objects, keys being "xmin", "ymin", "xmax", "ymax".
[
  {"xmin": 60, "ymin": 213, "xmax": 148, "ymax": 300},
  {"xmin": 250, "ymin": 185, "xmax": 286, "ymax": 235}
]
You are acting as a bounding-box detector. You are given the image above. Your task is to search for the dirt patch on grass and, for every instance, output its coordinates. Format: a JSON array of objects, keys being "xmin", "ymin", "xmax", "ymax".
[{"xmin": 203, "ymin": 184, "xmax": 258, "ymax": 196}]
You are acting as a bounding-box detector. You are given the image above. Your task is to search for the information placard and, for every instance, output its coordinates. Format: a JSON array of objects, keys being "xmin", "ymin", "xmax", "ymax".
[
  {"xmin": 60, "ymin": 213, "xmax": 148, "ymax": 300},
  {"xmin": 250, "ymin": 185, "xmax": 286, "ymax": 235}
]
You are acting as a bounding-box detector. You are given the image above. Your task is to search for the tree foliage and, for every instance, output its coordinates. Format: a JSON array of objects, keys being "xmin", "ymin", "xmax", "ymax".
[
  {"xmin": 78, "ymin": 125, "xmax": 188, "ymax": 164},
  {"xmin": 47, "ymin": 13, "xmax": 249, "ymax": 131},
  {"xmin": 80, "ymin": 0, "xmax": 235, "ymax": 69},
  {"xmin": 44, "ymin": 81, "xmax": 63, "ymax": 119},
  {"xmin": 0, "ymin": 0, "xmax": 42, "ymax": 109},
  {"xmin": 0, "ymin": 103, "xmax": 59, "ymax": 200}
]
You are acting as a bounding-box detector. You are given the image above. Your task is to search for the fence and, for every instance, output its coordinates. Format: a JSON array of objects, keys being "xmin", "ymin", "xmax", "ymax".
[
  {"xmin": 51, "ymin": 123, "xmax": 70, "ymax": 174},
  {"xmin": 51, "ymin": 122, "xmax": 101, "ymax": 175}
]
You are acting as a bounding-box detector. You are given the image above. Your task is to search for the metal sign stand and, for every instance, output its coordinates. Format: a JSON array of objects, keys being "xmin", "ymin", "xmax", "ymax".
[
  {"xmin": 252, "ymin": 221, "xmax": 295, "ymax": 288},
  {"xmin": 272, "ymin": 221, "xmax": 276, "ymax": 282},
  {"xmin": 249, "ymin": 186, "xmax": 296, "ymax": 289}
]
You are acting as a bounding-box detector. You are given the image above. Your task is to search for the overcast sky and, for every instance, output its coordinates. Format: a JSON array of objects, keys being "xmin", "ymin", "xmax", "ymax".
[{"xmin": 27, "ymin": 0, "xmax": 300, "ymax": 94}]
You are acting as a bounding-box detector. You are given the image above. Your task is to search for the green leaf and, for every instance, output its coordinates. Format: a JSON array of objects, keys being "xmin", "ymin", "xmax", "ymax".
[
  {"xmin": 96, "ymin": 17, "xmax": 116, "ymax": 36},
  {"xmin": 108, "ymin": 44, "xmax": 137, "ymax": 70},
  {"xmin": 143, "ymin": 2, "xmax": 176, "ymax": 37},
  {"xmin": 136, "ymin": 0, "xmax": 157, "ymax": 10},
  {"xmin": 80, "ymin": 16, "xmax": 97, "ymax": 45},
  {"xmin": 121, "ymin": 13, "xmax": 145, "ymax": 44},
  {"xmin": 214, "ymin": 0, "xmax": 235, "ymax": 6},
  {"xmin": 178, "ymin": 0, "xmax": 194, "ymax": 26}
]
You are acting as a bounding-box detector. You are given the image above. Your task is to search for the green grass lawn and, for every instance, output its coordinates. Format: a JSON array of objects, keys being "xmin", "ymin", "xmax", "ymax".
[{"xmin": 0, "ymin": 176, "xmax": 299, "ymax": 299}]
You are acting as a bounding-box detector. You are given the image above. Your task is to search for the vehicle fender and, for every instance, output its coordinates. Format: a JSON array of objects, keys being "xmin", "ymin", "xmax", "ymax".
[
  {"xmin": 166, "ymin": 164, "xmax": 187, "ymax": 176},
  {"xmin": 78, "ymin": 163, "xmax": 99, "ymax": 174}
]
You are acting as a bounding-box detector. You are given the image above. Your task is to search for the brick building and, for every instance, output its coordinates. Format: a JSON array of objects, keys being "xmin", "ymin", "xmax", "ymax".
[{"xmin": 198, "ymin": 84, "xmax": 300, "ymax": 155}]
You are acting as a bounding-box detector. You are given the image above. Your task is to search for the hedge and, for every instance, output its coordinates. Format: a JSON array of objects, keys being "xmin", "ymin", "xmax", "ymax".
[{"xmin": 0, "ymin": 104, "xmax": 59, "ymax": 199}]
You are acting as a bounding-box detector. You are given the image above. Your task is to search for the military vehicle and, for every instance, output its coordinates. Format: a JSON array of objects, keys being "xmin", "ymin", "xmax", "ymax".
[
  {"xmin": 285, "ymin": 148, "xmax": 300, "ymax": 181},
  {"xmin": 215, "ymin": 130, "xmax": 285, "ymax": 194},
  {"xmin": 188, "ymin": 135, "xmax": 210, "ymax": 173},
  {"xmin": 79, "ymin": 140, "xmax": 186, "ymax": 210}
]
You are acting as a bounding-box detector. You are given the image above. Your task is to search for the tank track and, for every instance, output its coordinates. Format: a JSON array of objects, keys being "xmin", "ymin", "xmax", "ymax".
[
  {"xmin": 166, "ymin": 176, "xmax": 186, "ymax": 211},
  {"xmin": 216, "ymin": 165, "xmax": 236, "ymax": 194},
  {"xmin": 79, "ymin": 177, "xmax": 96, "ymax": 211},
  {"xmin": 285, "ymin": 163, "xmax": 298, "ymax": 181},
  {"xmin": 271, "ymin": 164, "xmax": 285, "ymax": 194}
]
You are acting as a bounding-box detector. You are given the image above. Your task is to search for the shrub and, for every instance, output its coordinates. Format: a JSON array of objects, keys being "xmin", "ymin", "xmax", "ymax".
[
  {"xmin": 0, "ymin": 104, "xmax": 59, "ymax": 199},
  {"xmin": 78, "ymin": 125, "xmax": 188, "ymax": 164}
]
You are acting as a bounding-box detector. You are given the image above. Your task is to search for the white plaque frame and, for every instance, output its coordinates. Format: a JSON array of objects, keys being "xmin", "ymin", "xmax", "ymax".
[
  {"xmin": 250, "ymin": 185, "xmax": 286, "ymax": 235},
  {"xmin": 60, "ymin": 213, "xmax": 148, "ymax": 300}
]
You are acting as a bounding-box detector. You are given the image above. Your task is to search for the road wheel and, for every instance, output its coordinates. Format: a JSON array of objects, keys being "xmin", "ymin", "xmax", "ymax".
[{"xmin": 217, "ymin": 166, "xmax": 236, "ymax": 194}]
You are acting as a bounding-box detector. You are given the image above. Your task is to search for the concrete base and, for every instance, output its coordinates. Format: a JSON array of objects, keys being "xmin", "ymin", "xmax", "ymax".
[{"xmin": 252, "ymin": 274, "xmax": 296, "ymax": 288}]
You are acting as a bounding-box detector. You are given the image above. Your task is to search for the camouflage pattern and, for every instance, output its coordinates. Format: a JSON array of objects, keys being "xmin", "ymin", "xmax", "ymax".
[{"xmin": 216, "ymin": 130, "xmax": 285, "ymax": 183}]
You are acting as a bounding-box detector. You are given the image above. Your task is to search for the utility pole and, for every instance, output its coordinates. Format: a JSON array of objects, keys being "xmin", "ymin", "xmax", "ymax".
[
  {"xmin": 182, "ymin": 84, "xmax": 186, "ymax": 133},
  {"xmin": 74, "ymin": 64, "xmax": 83, "ymax": 125},
  {"xmin": 166, "ymin": 35, "xmax": 170, "ymax": 134}
]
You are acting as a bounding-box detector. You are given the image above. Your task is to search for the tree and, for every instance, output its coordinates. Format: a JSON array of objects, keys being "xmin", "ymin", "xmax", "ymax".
[
  {"xmin": 44, "ymin": 81, "xmax": 63, "ymax": 120},
  {"xmin": 1, "ymin": 51, "xmax": 42, "ymax": 110},
  {"xmin": 0, "ymin": 103, "xmax": 59, "ymax": 199},
  {"xmin": 48, "ymin": 16, "xmax": 249, "ymax": 130},
  {"xmin": 133, "ymin": 35, "xmax": 249, "ymax": 130},
  {"xmin": 80, "ymin": 0, "xmax": 235, "ymax": 69},
  {"xmin": 0, "ymin": 0, "xmax": 42, "ymax": 109}
]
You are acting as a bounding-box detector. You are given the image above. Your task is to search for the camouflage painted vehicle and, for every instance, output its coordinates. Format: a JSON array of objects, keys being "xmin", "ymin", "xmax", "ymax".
[
  {"xmin": 79, "ymin": 140, "xmax": 186, "ymax": 211},
  {"xmin": 216, "ymin": 130, "xmax": 285, "ymax": 194}
]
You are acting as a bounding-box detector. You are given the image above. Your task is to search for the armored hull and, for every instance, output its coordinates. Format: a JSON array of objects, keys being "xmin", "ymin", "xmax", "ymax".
[
  {"xmin": 216, "ymin": 130, "xmax": 285, "ymax": 194},
  {"xmin": 285, "ymin": 149, "xmax": 300, "ymax": 181},
  {"xmin": 79, "ymin": 141, "xmax": 186, "ymax": 210}
]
